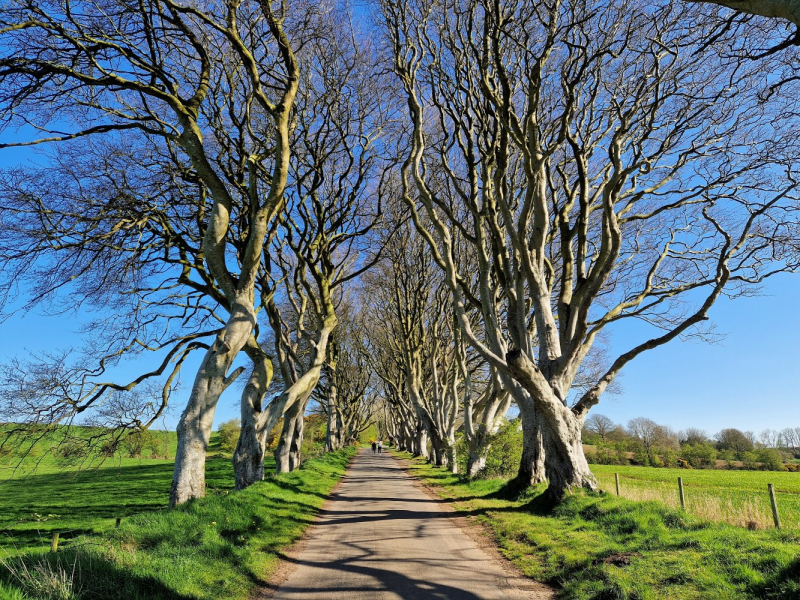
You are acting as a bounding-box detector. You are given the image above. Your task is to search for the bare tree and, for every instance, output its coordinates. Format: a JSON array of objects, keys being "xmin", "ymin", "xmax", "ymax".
[
  {"xmin": 680, "ymin": 428, "xmax": 710, "ymax": 445},
  {"xmin": 585, "ymin": 415, "xmax": 617, "ymax": 442},
  {"xmin": 759, "ymin": 428, "xmax": 782, "ymax": 448},
  {"xmin": 780, "ymin": 427, "xmax": 800, "ymax": 453},
  {"xmin": 0, "ymin": 0, "xmax": 302, "ymax": 503},
  {"xmin": 716, "ymin": 428, "xmax": 755, "ymax": 453},
  {"xmin": 379, "ymin": 0, "xmax": 800, "ymax": 499},
  {"xmin": 628, "ymin": 417, "xmax": 677, "ymax": 463},
  {"xmin": 233, "ymin": 5, "xmax": 389, "ymax": 482},
  {"xmin": 315, "ymin": 316, "xmax": 380, "ymax": 451}
]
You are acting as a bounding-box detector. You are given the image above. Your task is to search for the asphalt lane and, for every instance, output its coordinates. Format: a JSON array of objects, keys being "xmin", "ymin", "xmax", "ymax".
[{"xmin": 271, "ymin": 448, "xmax": 553, "ymax": 600}]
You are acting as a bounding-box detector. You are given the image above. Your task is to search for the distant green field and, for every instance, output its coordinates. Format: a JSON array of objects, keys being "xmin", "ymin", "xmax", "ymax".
[
  {"xmin": 0, "ymin": 431, "xmax": 233, "ymax": 557},
  {"xmin": 592, "ymin": 465, "xmax": 800, "ymax": 529}
]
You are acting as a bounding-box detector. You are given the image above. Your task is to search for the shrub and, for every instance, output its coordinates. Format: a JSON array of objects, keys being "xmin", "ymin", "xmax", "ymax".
[
  {"xmin": 99, "ymin": 438, "xmax": 119, "ymax": 457},
  {"xmin": 718, "ymin": 448, "xmax": 735, "ymax": 462},
  {"xmin": 741, "ymin": 451, "xmax": 759, "ymax": 470},
  {"xmin": 481, "ymin": 419, "xmax": 523, "ymax": 478},
  {"xmin": 680, "ymin": 443, "xmax": 717, "ymax": 468},
  {"xmin": 217, "ymin": 419, "xmax": 241, "ymax": 453},
  {"xmin": 122, "ymin": 430, "xmax": 155, "ymax": 458},
  {"xmin": 756, "ymin": 448, "xmax": 785, "ymax": 471},
  {"xmin": 660, "ymin": 448, "xmax": 678, "ymax": 468},
  {"xmin": 633, "ymin": 448, "xmax": 651, "ymax": 467},
  {"xmin": 588, "ymin": 446, "xmax": 623, "ymax": 466},
  {"xmin": 53, "ymin": 441, "xmax": 88, "ymax": 461}
]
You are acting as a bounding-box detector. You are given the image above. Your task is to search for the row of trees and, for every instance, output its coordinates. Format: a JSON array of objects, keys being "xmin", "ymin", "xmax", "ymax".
[
  {"xmin": 584, "ymin": 415, "xmax": 799, "ymax": 469},
  {"xmin": 0, "ymin": 0, "xmax": 392, "ymax": 506},
  {"xmin": 372, "ymin": 0, "xmax": 800, "ymax": 497},
  {"xmin": 587, "ymin": 415, "xmax": 800, "ymax": 455},
  {"xmin": 0, "ymin": 0, "xmax": 798, "ymax": 504}
]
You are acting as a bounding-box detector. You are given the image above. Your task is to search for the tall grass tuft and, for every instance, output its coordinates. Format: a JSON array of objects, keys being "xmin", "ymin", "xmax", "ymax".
[{"xmin": 0, "ymin": 554, "xmax": 78, "ymax": 600}]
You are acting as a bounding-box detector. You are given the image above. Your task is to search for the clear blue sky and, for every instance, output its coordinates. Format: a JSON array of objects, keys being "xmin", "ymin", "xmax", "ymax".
[
  {"xmin": 595, "ymin": 273, "xmax": 800, "ymax": 435},
  {"xmin": 1, "ymin": 272, "xmax": 799, "ymax": 435}
]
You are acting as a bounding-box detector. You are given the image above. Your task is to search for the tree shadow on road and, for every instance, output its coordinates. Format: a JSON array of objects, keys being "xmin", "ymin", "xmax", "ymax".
[{"xmin": 270, "ymin": 545, "xmax": 497, "ymax": 600}]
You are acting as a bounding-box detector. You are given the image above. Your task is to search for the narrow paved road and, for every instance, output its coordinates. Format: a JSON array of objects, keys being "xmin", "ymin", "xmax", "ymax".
[{"xmin": 270, "ymin": 449, "xmax": 553, "ymax": 600}]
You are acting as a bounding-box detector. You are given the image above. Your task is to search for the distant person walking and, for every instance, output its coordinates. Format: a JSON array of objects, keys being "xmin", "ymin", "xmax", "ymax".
[
  {"xmin": 377, "ymin": 440, "xmax": 383, "ymax": 454},
  {"xmin": 371, "ymin": 441, "xmax": 377, "ymax": 454}
]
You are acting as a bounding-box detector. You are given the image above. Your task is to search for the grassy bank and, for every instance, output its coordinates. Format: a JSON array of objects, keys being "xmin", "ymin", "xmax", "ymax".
[
  {"xmin": 1, "ymin": 446, "xmax": 357, "ymax": 599},
  {"xmin": 0, "ymin": 432, "xmax": 219, "ymax": 557},
  {"xmin": 398, "ymin": 451, "xmax": 800, "ymax": 600}
]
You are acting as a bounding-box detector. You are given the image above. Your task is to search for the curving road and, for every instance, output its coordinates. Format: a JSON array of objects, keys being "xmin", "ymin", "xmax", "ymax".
[{"xmin": 268, "ymin": 448, "xmax": 553, "ymax": 600}]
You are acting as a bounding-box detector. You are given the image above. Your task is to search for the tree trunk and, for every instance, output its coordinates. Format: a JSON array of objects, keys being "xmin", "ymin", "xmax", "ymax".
[
  {"xmin": 325, "ymin": 403, "xmax": 340, "ymax": 451},
  {"xmin": 325, "ymin": 349, "xmax": 340, "ymax": 452},
  {"xmin": 466, "ymin": 431, "xmax": 491, "ymax": 478},
  {"xmin": 288, "ymin": 405, "xmax": 306, "ymax": 471},
  {"xmin": 513, "ymin": 405, "xmax": 547, "ymax": 488},
  {"xmin": 506, "ymin": 350, "xmax": 597, "ymax": 499},
  {"xmin": 170, "ymin": 299, "xmax": 251, "ymax": 507},
  {"xmin": 233, "ymin": 347, "xmax": 272, "ymax": 490},
  {"xmin": 413, "ymin": 424, "xmax": 429, "ymax": 459},
  {"xmin": 540, "ymin": 408, "xmax": 597, "ymax": 500},
  {"xmin": 275, "ymin": 398, "xmax": 304, "ymax": 473},
  {"xmin": 448, "ymin": 438, "xmax": 458, "ymax": 474},
  {"xmin": 401, "ymin": 422, "xmax": 413, "ymax": 452},
  {"xmin": 430, "ymin": 435, "xmax": 447, "ymax": 467}
]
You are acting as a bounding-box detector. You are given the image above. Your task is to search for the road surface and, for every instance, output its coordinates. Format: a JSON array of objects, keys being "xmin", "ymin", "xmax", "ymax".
[{"xmin": 269, "ymin": 449, "xmax": 553, "ymax": 600}]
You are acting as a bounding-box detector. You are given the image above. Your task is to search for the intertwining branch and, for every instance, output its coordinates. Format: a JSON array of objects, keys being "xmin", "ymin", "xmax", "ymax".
[{"xmin": 379, "ymin": 0, "xmax": 800, "ymax": 498}]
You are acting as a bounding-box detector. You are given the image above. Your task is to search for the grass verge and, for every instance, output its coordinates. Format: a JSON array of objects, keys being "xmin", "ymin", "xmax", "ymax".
[
  {"xmin": 591, "ymin": 465, "xmax": 800, "ymax": 530},
  {"xmin": 397, "ymin": 451, "xmax": 800, "ymax": 600},
  {"xmin": 1, "ymin": 446, "xmax": 357, "ymax": 600}
]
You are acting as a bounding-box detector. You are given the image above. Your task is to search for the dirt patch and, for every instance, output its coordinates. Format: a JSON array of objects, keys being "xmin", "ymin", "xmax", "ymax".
[{"xmin": 594, "ymin": 552, "xmax": 642, "ymax": 567}]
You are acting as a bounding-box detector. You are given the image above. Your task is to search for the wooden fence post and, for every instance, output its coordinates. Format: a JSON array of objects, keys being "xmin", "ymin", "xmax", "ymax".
[
  {"xmin": 615, "ymin": 473, "xmax": 620, "ymax": 496},
  {"xmin": 768, "ymin": 484, "xmax": 781, "ymax": 529},
  {"xmin": 678, "ymin": 477, "xmax": 686, "ymax": 510},
  {"xmin": 50, "ymin": 532, "xmax": 59, "ymax": 553}
]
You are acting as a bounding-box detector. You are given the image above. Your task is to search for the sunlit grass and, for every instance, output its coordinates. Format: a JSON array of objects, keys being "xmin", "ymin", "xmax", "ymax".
[
  {"xmin": 398, "ymin": 450, "xmax": 800, "ymax": 599},
  {"xmin": 592, "ymin": 465, "xmax": 800, "ymax": 529},
  {"xmin": 0, "ymin": 432, "xmax": 224, "ymax": 557},
  {"xmin": 0, "ymin": 446, "xmax": 356, "ymax": 599}
]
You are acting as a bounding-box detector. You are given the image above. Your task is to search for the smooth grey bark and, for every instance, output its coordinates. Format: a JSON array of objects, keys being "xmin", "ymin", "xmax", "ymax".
[
  {"xmin": 324, "ymin": 353, "xmax": 345, "ymax": 452},
  {"xmin": 505, "ymin": 376, "xmax": 548, "ymax": 488},
  {"xmin": 233, "ymin": 342, "xmax": 272, "ymax": 490},
  {"xmin": 275, "ymin": 394, "xmax": 306, "ymax": 473},
  {"xmin": 513, "ymin": 405, "xmax": 547, "ymax": 488},
  {"xmin": 463, "ymin": 368, "xmax": 512, "ymax": 478},
  {"xmin": 413, "ymin": 423, "xmax": 429, "ymax": 459},
  {"xmin": 288, "ymin": 401, "xmax": 307, "ymax": 471},
  {"xmin": 685, "ymin": 0, "xmax": 800, "ymax": 24},
  {"xmin": 466, "ymin": 451, "xmax": 487, "ymax": 478},
  {"xmin": 170, "ymin": 8, "xmax": 298, "ymax": 506},
  {"xmin": 507, "ymin": 351, "xmax": 596, "ymax": 497},
  {"xmin": 170, "ymin": 299, "xmax": 252, "ymax": 506}
]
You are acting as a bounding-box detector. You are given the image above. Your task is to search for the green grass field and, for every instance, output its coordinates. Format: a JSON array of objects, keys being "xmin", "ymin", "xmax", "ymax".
[
  {"xmin": 0, "ymin": 429, "xmax": 218, "ymax": 557},
  {"xmin": 397, "ymin": 450, "xmax": 800, "ymax": 600},
  {"xmin": 0, "ymin": 417, "xmax": 365, "ymax": 599},
  {"xmin": 592, "ymin": 465, "xmax": 800, "ymax": 529},
  {"xmin": 0, "ymin": 425, "xmax": 357, "ymax": 600}
]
